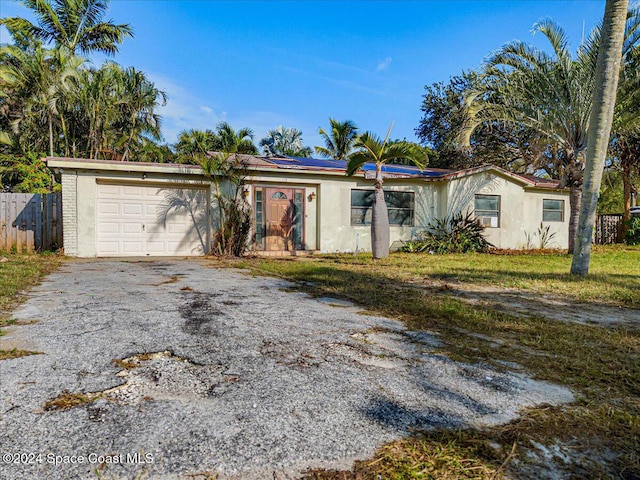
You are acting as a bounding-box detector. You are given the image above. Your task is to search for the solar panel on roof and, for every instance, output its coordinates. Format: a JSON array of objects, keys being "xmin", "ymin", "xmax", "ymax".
[{"xmin": 263, "ymin": 156, "xmax": 448, "ymax": 178}]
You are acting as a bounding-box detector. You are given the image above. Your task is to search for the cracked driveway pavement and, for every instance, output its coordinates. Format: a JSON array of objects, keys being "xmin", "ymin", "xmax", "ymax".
[{"xmin": 0, "ymin": 260, "xmax": 573, "ymax": 479}]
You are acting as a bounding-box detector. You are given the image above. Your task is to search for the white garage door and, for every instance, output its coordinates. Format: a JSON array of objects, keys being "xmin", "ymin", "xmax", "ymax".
[{"xmin": 96, "ymin": 183, "xmax": 208, "ymax": 256}]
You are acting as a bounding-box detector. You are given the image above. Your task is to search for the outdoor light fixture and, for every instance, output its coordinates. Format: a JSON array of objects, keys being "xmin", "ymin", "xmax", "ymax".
[
  {"xmin": 243, "ymin": 188, "xmax": 250, "ymax": 198},
  {"xmin": 142, "ymin": 173, "xmax": 147, "ymax": 180},
  {"xmin": 308, "ymin": 192, "xmax": 316, "ymax": 202}
]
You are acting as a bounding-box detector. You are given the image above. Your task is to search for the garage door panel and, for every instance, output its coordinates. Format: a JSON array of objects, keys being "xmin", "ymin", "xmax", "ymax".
[
  {"xmin": 99, "ymin": 222, "xmax": 120, "ymax": 234},
  {"xmin": 146, "ymin": 241, "xmax": 166, "ymax": 254},
  {"xmin": 122, "ymin": 241, "xmax": 145, "ymax": 253},
  {"xmin": 145, "ymin": 188, "xmax": 163, "ymax": 198},
  {"xmin": 97, "ymin": 183, "xmax": 207, "ymax": 257},
  {"xmin": 98, "ymin": 184, "xmax": 120, "ymax": 195},
  {"xmin": 122, "ymin": 223, "xmax": 143, "ymax": 234},
  {"xmin": 147, "ymin": 204, "xmax": 163, "ymax": 216},
  {"xmin": 167, "ymin": 241, "xmax": 193, "ymax": 255},
  {"xmin": 167, "ymin": 223, "xmax": 187, "ymax": 234},
  {"xmin": 98, "ymin": 202, "xmax": 119, "ymax": 215},
  {"xmin": 146, "ymin": 224, "xmax": 165, "ymax": 234},
  {"xmin": 97, "ymin": 241, "xmax": 119, "ymax": 254},
  {"xmin": 122, "ymin": 203, "xmax": 143, "ymax": 216},
  {"xmin": 123, "ymin": 186, "xmax": 144, "ymax": 196}
]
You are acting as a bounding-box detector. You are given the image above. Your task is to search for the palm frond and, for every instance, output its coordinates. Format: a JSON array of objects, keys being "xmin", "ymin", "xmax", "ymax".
[
  {"xmin": 533, "ymin": 19, "xmax": 571, "ymax": 60},
  {"xmin": 346, "ymin": 151, "xmax": 369, "ymax": 176}
]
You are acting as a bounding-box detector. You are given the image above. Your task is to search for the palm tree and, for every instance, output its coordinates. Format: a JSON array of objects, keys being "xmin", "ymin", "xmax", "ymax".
[
  {"xmin": 346, "ymin": 124, "xmax": 427, "ymax": 259},
  {"xmin": 1, "ymin": 0, "xmax": 133, "ymax": 57},
  {"xmin": 173, "ymin": 124, "xmax": 257, "ymax": 164},
  {"xmin": 315, "ymin": 118, "xmax": 358, "ymax": 160},
  {"xmin": 610, "ymin": 21, "xmax": 640, "ymax": 236},
  {"xmin": 462, "ymin": 14, "xmax": 640, "ymax": 252},
  {"xmin": 260, "ymin": 125, "xmax": 312, "ymax": 157},
  {"xmin": 0, "ymin": 43, "xmax": 84, "ymax": 156},
  {"xmin": 174, "ymin": 129, "xmax": 219, "ymax": 162},
  {"xmin": 71, "ymin": 63, "xmax": 111, "ymax": 158},
  {"xmin": 112, "ymin": 67, "xmax": 167, "ymax": 161},
  {"xmin": 62, "ymin": 62, "xmax": 165, "ymax": 160},
  {"xmin": 572, "ymin": 0, "xmax": 629, "ymax": 274},
  {"xmin": 214, "ymin": 121, "xmax": 258, "ymax": 155}
]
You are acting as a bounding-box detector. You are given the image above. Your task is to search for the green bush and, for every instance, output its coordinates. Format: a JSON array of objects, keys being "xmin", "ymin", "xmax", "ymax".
[
  {"xmin": 402, "ymin": 212, "xmax": 493, "ymax": 254},
  {"xmin": 626, "ymin": 217, "xmax": 640, "ymax": 245},
  {"xmin": 212, "ymin": 196, "xmax": 252, "ymax": 257},
  {"xmin": 1, "ymin": 153, "xmax": 60, "ymax": 193}
]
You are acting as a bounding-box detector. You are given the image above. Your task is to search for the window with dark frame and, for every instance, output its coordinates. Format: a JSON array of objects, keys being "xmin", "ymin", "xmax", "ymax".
[
  {"xmin": 350, "ymin": 190, "xmax": 415, "ymax": 226},
  {"xmin": 474, "ymin": 194, "xmax": 500, "ymax": 228},
  {"xmin": 543, "ymin": 199, "xmax": 564, "ymax": 222}
]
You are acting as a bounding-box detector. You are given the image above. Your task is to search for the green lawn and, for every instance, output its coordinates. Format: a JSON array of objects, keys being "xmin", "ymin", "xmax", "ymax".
[
  {"xmin": 285, "ymin": 244, "xmax": 640, "ymax": 307},
  {"xmin": 0, "ymin": 253, "xmax": 60, "ymax": 359},
  {"xmin": 234, "ymin": 246, "xmax": 640, "ymax": 479}
]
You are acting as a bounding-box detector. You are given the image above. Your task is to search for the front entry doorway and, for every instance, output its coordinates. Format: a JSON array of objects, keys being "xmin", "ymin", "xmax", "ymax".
[{"xmin": 254, "ymin": 187, "xmax": 305, "ymax": 251}]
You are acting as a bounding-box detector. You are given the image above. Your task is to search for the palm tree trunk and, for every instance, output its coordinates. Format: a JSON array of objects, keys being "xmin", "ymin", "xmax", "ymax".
[
  {"xmin": 568, "ymin": 183, "xmax": 582, "ymax": 253},
  {"xmin": 48, "ymin": 114, "xmax": 54, "ymax": 157},
  {"xmin": 571, "ymin": 0, "xmax": 628, "ymax": 275},
  {"xmin": 371, "ymin": 163, "xmax": 390, "ymax": 259},
  {"xmin": 60, "ymin": 114, "xmax": 69, "ymax": 157}
]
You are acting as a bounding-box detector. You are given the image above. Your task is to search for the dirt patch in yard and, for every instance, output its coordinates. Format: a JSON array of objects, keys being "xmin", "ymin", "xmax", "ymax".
[{"xmin": 444, "ymin": 282, "xmax": 640, "ymax": 327}]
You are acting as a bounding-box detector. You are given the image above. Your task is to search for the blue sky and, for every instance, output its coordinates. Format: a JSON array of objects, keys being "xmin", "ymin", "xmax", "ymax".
[{"xmin": 0, "ymin": 0, "xmax": 607, "ymax": 151}]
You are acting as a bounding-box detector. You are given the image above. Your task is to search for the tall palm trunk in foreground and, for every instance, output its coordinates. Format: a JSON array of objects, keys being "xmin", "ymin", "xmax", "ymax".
[
  {"xmin": 346, "ymin": 124, "xmax": 427, "ymax": 259},
  {"xmin": 371, "ymin": 162, "xmax": 390, "ymax": 258},
  {"xmin": 571, "ymin": 0, "xmax": 629, "ymax": 274}
]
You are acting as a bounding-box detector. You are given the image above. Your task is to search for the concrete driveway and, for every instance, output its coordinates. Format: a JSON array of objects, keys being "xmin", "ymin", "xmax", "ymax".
[{"xmin": 0, "ymin": 260, "xmax": 572, "ymax": 479}]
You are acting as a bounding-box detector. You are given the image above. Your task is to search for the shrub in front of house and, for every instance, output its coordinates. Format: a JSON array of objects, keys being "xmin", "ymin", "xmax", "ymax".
[
  {"xmin": 402, "ymin": 212, "xmax": 493, "ymax": 254},
  {"xmin": 626, "ymin": 217, "xmax": 640, "ymax": 245}
]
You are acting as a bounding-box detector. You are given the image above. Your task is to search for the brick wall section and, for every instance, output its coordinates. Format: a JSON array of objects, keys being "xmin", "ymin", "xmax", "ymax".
[{"xmin": 61, "ymin": 172, "xmax": 77, "ymax": 256}]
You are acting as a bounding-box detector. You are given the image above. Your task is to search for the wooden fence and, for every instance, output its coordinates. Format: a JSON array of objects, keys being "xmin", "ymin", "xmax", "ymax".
[
  {"xmin": 594, "ymin": 214, "xmax": 623, "ymax": 245},
  {"xmin": 0, "ymin": 192, "xmax": 62, "ymax": 252}
]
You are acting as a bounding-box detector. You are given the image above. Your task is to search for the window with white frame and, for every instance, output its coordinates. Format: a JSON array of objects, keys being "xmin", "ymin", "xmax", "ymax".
[
  {"xmin": 474, "ymin": 194, "xmax": 500, "ymax": 228},
  {"xmin": 543, "ymin": 199, "xmax": 564, "ymax": 222}
]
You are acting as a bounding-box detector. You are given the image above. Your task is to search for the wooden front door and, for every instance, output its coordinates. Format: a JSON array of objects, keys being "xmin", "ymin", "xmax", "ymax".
[{"xmin": 265, "ymin": 188, "xmax": 295, "ymax": 251}]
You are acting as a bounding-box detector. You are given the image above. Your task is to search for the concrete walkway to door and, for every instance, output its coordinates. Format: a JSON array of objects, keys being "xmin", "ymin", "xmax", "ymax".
[{"xmin": 0, "ymin": 259, "xmax": 573, "ymax": 479}]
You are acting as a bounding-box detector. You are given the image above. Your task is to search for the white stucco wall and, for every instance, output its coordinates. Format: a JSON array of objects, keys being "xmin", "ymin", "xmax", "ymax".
[
  {"xmin": 316, "ymin": 177, "xmax": 436, "ymax": 253},
  {"xmin": 523, "ymin": 190, "xmax": 570, "ymax": 249},
  {"xmin": 52, "ymin": 159, "xmax": 571, "ymax": 256},
  {"xmin": 441, "ymin": 172, "xmax": 570, "ymax": 249},
  {"xmin": 245, "ymin": 170, "xmax": 437, "ymax": 253}
]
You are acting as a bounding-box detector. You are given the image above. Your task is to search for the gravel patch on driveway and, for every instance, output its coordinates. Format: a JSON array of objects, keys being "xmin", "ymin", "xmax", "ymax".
[{"xmin": 0, "ymin": 259, "xmax": 573, "ymax": 479}]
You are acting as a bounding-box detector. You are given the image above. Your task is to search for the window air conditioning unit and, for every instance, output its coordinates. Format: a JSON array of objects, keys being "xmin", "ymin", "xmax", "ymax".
[{"xmin": 478, "ymin": 216, "xmax": 498, "ymax": 228}]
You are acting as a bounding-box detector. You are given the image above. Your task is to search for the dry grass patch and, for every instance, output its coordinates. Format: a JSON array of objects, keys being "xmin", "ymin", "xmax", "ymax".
[
  {"xmin": 0, "ymin": 348, "xmax": 42, "ymax": 360},
  {"xmin": 43, "ymin": 390, "xmax": 102, "ymax": 411},
  {"xmin": 303, "ymin": 431, "xmax": 508, "ymax": 480},
  {"xmin": 0, "ymin": 318, "xmax": 39, "ymax": 327},
  {"xmin": 111, "ymin": 352, "xmax": 160, "ymax": 370},
  {"xmin": 0, "ymin": 253, "xmax": 60, "ymax": 360},
  {"xmin": 151, "ymin": 275, "xmax": 180, "ymax": 286},
  {"xmin": 0, "ymin": 253, "xmax": 61, "ymax": 315}
]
